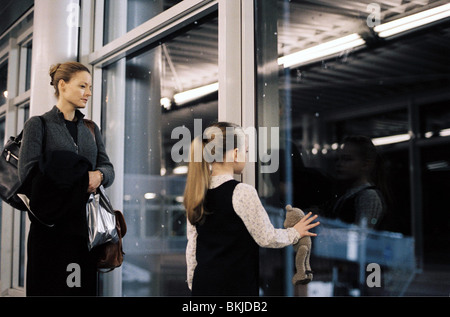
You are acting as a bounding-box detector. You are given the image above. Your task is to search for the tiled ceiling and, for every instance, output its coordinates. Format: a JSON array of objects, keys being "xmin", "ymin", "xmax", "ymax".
[
  {"xmin": 279, "ymin": 0, "xmax": 450, "ymax": 139},
  {"xmin": 159, "ymin": 0, "xmax": 450, "ymax": 152}
]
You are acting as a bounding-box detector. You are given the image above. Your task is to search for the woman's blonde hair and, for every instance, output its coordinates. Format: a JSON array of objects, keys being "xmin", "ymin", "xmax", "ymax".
[
  {"xmin": 49, "ymin": 61, "xmax": 91, "ymax": 97},
  {"xmin": 183, "ymin": 122, "xmax": 244, "ymax": 225}
]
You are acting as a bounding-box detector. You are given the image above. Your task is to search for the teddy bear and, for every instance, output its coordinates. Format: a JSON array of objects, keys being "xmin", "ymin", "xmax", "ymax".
[{"xmin": 283, "ymin": 204, "xmax": 313, "ymax": 285}]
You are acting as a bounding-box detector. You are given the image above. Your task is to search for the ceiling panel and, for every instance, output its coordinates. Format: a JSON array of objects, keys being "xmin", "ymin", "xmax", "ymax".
[{"xmin": 160, "ymin": 0, "xmax": 450, "ymax": 143}]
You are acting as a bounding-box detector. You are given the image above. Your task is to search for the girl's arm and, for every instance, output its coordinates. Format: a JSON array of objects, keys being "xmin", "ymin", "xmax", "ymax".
[
  {"xmin": 232, "ymin": 183, "xmax": 300, "ymax": 248},
  {"xmin": 186, "ymin": 220, "xmax": 198, "ymax": 290}
]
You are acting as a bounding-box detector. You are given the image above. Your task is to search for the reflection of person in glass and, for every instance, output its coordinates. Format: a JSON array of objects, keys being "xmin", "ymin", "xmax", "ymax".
[
  {"xmin": 183, "ymin": 122, "xmax": 320, "ymax": 296},
  {"xmin": 276, "ymin": 144, "xmax": 334, "ymax": 212},
  {"xmin": 332, "ymin": 135, "xmax": 387, "ymax": 229}
]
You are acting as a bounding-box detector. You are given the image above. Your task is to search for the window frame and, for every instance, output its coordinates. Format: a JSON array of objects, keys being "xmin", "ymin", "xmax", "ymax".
[{"xmin": 0, "ymin": 6, "xmax": 33, "ymax": 297}]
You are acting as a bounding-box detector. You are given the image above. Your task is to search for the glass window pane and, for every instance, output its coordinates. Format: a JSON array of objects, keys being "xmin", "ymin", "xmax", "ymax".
[
  {"xmin": 102, "ymin": 15, "xmax": 218, "ymax": 296},
  {"xmin": 25, "ymin": 43, "xmax": 32, "ymax": 91},
  {"xmin": 0, "ymin": 116, "xmax": 5, "ymax": 276},
  {"xmin": 420, "ymin": 143, "xmax": 450, "ymax": 266},
  {"xmin": 18, "ymin": 104, "xmax": 29, "ymax": 288},
  {"xmin": 255, "ymin": 0, "xmax": 450, "ymax": 296},
  {"xmin": 419, "ymin": 100, "xmax": 450, "ymax": 272},
  {"xmin": 420, "ymin": 100, "xmax": 450, "ymax": 138},
  {"xmin": 0, "ymin": 61, "xmax": 8, "ymax": 105},
  {"xmin": 103, "ymin": 0, "xmax": 184, "ymax": 45}
]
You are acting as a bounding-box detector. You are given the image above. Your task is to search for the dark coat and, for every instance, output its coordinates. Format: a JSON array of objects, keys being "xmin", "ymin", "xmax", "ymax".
[
  {"xmin": 19, "ymin": 106, "xmax": 115, "ymax": 296},
  {"xmin": 26, "ymin": 151, "xmax": 96, "ymax": 296},
  {"xmin": 19, "ymin": 106, "xmax": 114, "ymax": 187}
]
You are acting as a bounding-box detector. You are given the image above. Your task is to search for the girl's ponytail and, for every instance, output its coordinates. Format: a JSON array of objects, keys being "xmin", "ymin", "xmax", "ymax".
[
  {"xmin": 183, "ymin": 121, "xmax": 244, "ymax": 225},
  {"xmin": 183, "ymin": 135, "xmax": 210, "ymax": 225}
]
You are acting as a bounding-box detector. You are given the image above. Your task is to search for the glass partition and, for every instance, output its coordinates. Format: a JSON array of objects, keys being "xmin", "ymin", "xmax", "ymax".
[
  {"xmin": 0, "ymin": 115, "xmax": 4, "ymax": 276},
  {"xmin": 102, "ymin": 14, "xmax": 218, "ymax": 296},
  {"xmin": 255, "ymin": 0, "xmax": 450, "ymax": 296},
  {"xmin": 16, "ymin": 104, "xmax": 29, "ymax": 288}
]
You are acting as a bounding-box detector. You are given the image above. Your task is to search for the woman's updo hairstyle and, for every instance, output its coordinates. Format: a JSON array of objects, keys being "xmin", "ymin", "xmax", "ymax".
[{"xmin": 49, "ymin": 62, "xmax": 91, "ymax": 98}]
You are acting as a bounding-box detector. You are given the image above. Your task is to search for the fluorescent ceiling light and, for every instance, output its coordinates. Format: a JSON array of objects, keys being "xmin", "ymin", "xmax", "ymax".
[
  {"xmin": 160, "ymin": 97, "xmax": 171, "ymax": 109},
  {"xmin": 439, "ymin": 128, "xmax": 450, "ymax": 137},
  {"xmin": 173, "ymin": 82, "xmax": 219, "ymax": 105},
  {"xmin": 173, "ymin": 165, "xmax": 188, "ymax": 175},
  {"xmin": 372, "ymin": 128, "xmax": 450, "ymax": 146},
  {"xmin": 374, "ymin": 3, "xmax": 450, "ymax": 38},
  {"xmin": 427, "ymin": 161, "xmax": 449, "ymax": 170},
  {"xmin": 278, "ymin": 33, "xmax": 365, "ymax": 68},
  {"xmin": 144, "ymin": 192, "xmax": 157, "ymax": 200},
  {"xmin": 371, "ymin": 134, "xmax": 410, "ymax": 146},
  {"xmin": 163, "ymin": 34, "xmax": 365, "ymax": 106}
]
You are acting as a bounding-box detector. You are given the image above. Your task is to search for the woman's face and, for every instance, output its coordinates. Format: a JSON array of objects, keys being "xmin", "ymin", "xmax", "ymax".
[
  {"xmin": 335, "ymin": 143, "xmax": 367, "ymax": 181},
  {"xmin": 59, "ymin": 71, "xmax": 92, "ymax": 109}
]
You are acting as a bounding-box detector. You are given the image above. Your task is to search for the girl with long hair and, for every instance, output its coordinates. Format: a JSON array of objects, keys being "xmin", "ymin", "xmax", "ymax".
[{"xmin": 184, "ymin": 122, "xmax": 319, "ymax": 296}]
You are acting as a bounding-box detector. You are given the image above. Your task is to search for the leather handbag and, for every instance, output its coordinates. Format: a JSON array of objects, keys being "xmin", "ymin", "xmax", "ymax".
[
  {"xmin": 0, "ymin": 130, "xmax": 28, "ymax": 210},
  {"xmin": 94, "ymin": 209, "xmax": 127, "ymax": 271},
  {"xmin": 0, "ymin": 116, "xmax": 46, "ymax": 211}
]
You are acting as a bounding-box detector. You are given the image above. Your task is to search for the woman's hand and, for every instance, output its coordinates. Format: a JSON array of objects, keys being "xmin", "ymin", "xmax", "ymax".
[
  {"xmin": 87, "ymin": 170, "xmax": 103, "ymax": 193},
  {"xmin": 293, "ymin": 212, "xmax": 320, "ymax": 237}
]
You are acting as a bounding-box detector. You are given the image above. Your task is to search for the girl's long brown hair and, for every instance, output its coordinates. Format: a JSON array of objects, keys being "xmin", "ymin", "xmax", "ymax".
[{"xmin": 183, "ymin": 122, "xmax": 242, "ymax": 225}]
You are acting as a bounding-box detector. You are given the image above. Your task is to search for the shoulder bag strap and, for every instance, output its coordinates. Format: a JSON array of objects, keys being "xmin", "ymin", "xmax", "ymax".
[
  {"xmin": 21, "ymin": 116, "xmax": 55, "ymax": 227},
  {"xmin": 83, "ymin": 119, "xmax": 96, "ymax": 142}
]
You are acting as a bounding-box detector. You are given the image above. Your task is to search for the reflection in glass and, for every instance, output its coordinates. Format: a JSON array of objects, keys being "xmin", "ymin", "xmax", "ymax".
[
  {"xmin": 103, "ymin": 0, "xmax": 184, "ymax": 45},
  {"xmin": 102, "ymin": 16, "xmax": 218, "ymax": 296},
  {"xmin": 256, "ymin": 0, "xmax": 450, "ymax": 296}
]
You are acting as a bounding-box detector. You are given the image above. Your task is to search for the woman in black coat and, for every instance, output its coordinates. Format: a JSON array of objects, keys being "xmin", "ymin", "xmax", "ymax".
[{"xmin": 18, "ymin": 62, "xmax": 114, "ymax": 296}]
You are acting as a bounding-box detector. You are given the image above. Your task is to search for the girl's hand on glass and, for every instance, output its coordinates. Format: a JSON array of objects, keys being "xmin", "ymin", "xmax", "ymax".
[{"xmin": 293, "ymin": 212, "xmax": 320, "ymax": 237}]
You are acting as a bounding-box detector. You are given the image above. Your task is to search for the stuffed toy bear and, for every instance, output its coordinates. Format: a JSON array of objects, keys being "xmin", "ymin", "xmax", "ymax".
[{"xmin": 283, "ymin": 204, "xmax": 313, "ymax": 285}]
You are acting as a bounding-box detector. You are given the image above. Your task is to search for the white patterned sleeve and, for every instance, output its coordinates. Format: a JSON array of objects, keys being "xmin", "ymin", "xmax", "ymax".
[
  {"xmin": 232, "ymin": 183, "xmax": 300, "ymax": 248},
  {"xmin": 186, "ymin": 220, "xmax": 198, "ymax": 290}
]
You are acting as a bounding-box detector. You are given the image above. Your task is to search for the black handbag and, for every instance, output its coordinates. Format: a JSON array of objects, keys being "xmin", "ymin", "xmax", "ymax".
[{"xmin": 0, "ymin": 116, "xmax": 46, "ymax": 211}]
